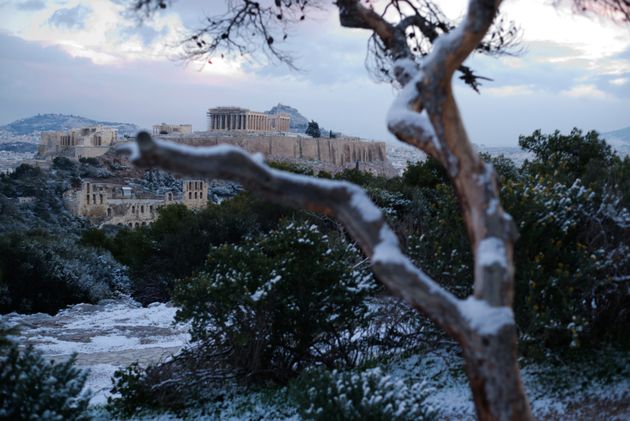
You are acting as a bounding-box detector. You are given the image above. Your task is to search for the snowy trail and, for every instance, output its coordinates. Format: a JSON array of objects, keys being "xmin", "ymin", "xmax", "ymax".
[{"xmin": 2, "ymin": 297, "xmax": 190, "ymax": 405}]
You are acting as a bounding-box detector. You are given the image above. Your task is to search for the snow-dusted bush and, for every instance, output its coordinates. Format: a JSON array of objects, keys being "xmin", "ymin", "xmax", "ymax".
[
  {"xmin": 506, "ymin": 129, "xmax": 630, "ymax": 351},
  {"xmin": 174, "ymin": 220, "xmax": 377, "ymax": 384},
  {"xmin": 0, "ymin": 230, "xmax": 129, "ymax": 314},
  {"xmin": 295, "ymin": 367, "xmax": 436, "ymax": 421},
  {"xmin": 107, "ymin": 363, "xmax": 161, "ymax": 418},
  {"xmin": 504, "ymin": 175, "xmax": 630, "ymax": 350},
  {"xmin": 97, "ymin": 193, "xmax": 292, "ymax": 304},
  {"xmin": 397, "ymin": 132, "xmax": 630, "ymax": 351},
  {"xmin": 0, "ymin": 164, "xmax": 84, "ymax": 234},
  {"xmin": 0, "ymin": 343, "xmax": 90, "ymax": 420}
]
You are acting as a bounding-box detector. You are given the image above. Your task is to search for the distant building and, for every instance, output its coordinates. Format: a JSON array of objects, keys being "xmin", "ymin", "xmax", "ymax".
[
  {"xmin": 207, "ymin": 107, "xmax": 290, "ymax": 132},
  {"xmin": 152, "ymin": 123, "xmax": 193, "ymax": 136},
  {"xmin": 64, "ymin": 179, "xmax": 208, "ymax": 228},
  {"xmin": 37, "ymin": 126, "xmax": 118, "ymax": 160}
]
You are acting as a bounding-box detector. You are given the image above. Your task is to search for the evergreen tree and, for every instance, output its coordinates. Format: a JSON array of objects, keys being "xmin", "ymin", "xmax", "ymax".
[{"xmin": 305, "ymin": 120, "xmax": 321, "ymax": 138}]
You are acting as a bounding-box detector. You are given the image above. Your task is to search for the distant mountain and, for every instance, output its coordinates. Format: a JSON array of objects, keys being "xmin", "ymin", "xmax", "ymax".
[
  {"xmin": 0, "ymin": 142, "xmax": 37, "ymax": 153},
  {"xmin": 0, "ymin": 113, "xmax": 141, "ymax": 136},
  {"xmin": 602, "ymin": 126, "xmax": 630, "ymax": 156},
  {"xmin": 603, "ymin": 126, "xmax": 630, "ymax": 143},
  {"xmin": 265, "ymin": 104, "xmax": 309, "ymax": 133}
]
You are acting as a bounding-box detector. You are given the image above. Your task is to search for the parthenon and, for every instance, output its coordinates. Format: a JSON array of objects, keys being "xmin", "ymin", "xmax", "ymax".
[{"xmin": 207, "ymin": 107, "xmax": 290, "ymax": 132}]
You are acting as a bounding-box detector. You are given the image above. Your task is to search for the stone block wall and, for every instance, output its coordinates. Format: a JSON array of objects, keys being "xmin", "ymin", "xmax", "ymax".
[{"xmin": 162, "ymin": 133, "xmax": 396, "ymax": 177}]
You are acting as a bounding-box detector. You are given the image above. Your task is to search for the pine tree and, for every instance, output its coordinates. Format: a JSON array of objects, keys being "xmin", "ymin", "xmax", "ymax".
[{"xmin": 305, "ymin": 120, "xmax": 321, "ymax": 138}]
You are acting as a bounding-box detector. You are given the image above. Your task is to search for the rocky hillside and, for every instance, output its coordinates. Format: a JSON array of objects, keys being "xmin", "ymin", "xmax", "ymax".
[
  {"xmin": 0, "ymin": 114, "xmax": 141, "ymax": 137},
  {"xmin": 265, "ymin": 104, "xmax": 309, "ymax": 133}
]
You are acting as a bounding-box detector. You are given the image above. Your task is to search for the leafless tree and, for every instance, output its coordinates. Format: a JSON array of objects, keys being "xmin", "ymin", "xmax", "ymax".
[
  {"xmin": 120, "ymin": 0, "xmax": 627, "ymax": 419},
  {"xmin": 561, "ymin": 0, "xmax": 630, "ymax": 22}
]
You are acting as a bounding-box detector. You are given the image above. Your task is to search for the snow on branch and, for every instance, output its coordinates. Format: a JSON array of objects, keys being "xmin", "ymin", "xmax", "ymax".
[
  {"xmin": 458, "ymin": 296, "xmax": 514, "ymax": 335},
  {"xmin": 424, "ymin": 0, "xmax": 504, "ymax": 80},
  {"xmin": 385, "ymin": 58, "xmax": 447, "ymax": 166},
  {"xmin": 119, "ymin": 132, "xmax": 474, "ymax": 339}
]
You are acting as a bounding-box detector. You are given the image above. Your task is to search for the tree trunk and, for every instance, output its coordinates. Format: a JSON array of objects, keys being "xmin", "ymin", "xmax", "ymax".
[{"xmin": 463, "ymin": 326, "xmax": 532, "ymax": 421}]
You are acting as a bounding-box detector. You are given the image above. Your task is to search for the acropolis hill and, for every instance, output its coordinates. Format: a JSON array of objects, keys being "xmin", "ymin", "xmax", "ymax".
[
  {"xmin": 157, "ymin": 106, "xmax": 397, "ymax": 177},
  {"xmin": 31, "ymin": 106, "xmax": 396, "ymax": 177},
  {"xmin": 16, "ymin": 106, "xmax": 396, "ymax": 227}
]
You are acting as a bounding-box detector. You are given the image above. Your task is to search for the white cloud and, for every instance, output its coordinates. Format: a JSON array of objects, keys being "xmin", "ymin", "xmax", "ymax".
[
  {"xmin": 485, "ymin": 84, "xmax": 540, "ymax": 96},
  {"xmin": 610, "ymin": 77, "xmax": 628, "ymax": 86},
  {"xmin": 1, "ymin": 1, "xmax": 189, "ymax": 63},
  {"xmin": 561, "ymin": 83, "xmax": 611, "ymax": 99},
  {"xmin": 500, "ymin": 0, "xmax": 629, "ymax": 61}
]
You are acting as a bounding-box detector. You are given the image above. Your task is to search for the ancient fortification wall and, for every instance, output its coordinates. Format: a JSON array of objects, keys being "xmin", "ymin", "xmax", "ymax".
[{"xmin": 163, "ymin": 133, "xmax": 397, "ymax": 177}]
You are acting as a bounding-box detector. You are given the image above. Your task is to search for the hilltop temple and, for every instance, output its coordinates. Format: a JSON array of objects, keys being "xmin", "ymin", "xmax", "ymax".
[{"xmin": 207, "ymin": 107, "xmax": 291, "ymax": 132}]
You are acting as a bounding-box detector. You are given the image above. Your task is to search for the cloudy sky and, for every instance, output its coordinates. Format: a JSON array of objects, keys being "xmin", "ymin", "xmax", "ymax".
[{"xmin": 0, "ymin": 0, "xmax": 628, "ymax": 146}]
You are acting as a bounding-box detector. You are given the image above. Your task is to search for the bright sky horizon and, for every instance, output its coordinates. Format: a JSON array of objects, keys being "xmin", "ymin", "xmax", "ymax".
[{"xmin": 1, "ymin": 0, "xmax": 629, "ymax": 146}]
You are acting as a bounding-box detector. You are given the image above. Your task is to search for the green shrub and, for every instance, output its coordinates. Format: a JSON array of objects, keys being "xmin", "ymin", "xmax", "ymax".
[
  {"xmin": 399, "ymin": 132, "xmax": 630, "ymax": 351},
  {"xmin": 268, "ymin": 161, "xmax": 315, "ymax": 175},
  {"xmin": 503, "ymin": 176, "xmax": 630, "ymax": 351},
  {"xmin": 0, "ymin": 343, "xmax": 90, "ymax": 420},
  {"xmin": 174, "ymin": 221, "xmax": 377, "ymax": 384},
  {"xmin": 53, "ymin": 156, "xmax": 77, "ymax": 171},
  {"xmin": 0, "ymin": 230, "xmax": 129, "ymax": 314},
  {"xmin": 294, "ymin": 367, "xmax": 436, "ymax": 421},
  {"xmin": 100, "ymin": 193, "xmax": 294, "ymax": 304},
  {"xmin": 107, "ymin": 363, "xmax": 157, "ymax": 418}
]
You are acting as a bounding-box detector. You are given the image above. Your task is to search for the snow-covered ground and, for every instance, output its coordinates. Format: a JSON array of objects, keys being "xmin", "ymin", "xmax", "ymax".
[
  {"xmin": 3, "ymin": 297, "xmax": 190, "ymax": 406},
  {"xmin": 3, "ymin": 297, "xmax": 629, "ymax": 419}
]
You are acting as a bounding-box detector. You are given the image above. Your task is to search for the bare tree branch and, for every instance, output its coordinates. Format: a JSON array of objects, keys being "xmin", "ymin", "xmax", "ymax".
[
  {"xmin": 561, "ymin": 0, "xmax": 630, "ymax": 22},
  {"xmin": 126, "ymin": 0, "xmax": 519, "ymax": 90},
  {"xmin": 362, "ymin": 0, "xmax": 521, "ymax": 89}
]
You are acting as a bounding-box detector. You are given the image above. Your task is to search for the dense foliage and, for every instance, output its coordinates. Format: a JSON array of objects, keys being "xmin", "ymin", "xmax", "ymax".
[
  {"xmin": 84, "ymin": 194, "xmax": 293, "ymax": 304},
  {"xmin": 293, "ymin": 367, "xmax": 436, "ymax": 421},
  {"xmin": 511, "ymin": 129, "xmax": 630, "ymax": 351},
  {"xmin": 173, "ymin": 221, "xmax": 377, "ymax": 383},
  {"xmin": 305, "ymin": 121, "xmax": 321, "ymax": 138},
  {"xmin": 0, "ymin": 159, "xmax": 130, "ymax": 314},
  {"xmin": 0, "ymin": 323, "xmax": 91, "ymax": 420},
  {"xmin": 0, "ymin": 230, "xmax": 129, "ymax": 314}
]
